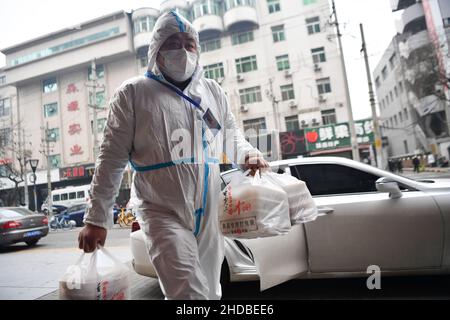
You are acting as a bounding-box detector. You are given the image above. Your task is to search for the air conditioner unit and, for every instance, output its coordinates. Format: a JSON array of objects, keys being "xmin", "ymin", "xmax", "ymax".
[
  {"xmin": 314, "ymin": 64, "xmax": 322, "ymax": 72},
  {"xmin": 318, "ymin": 95, "xmax": 326, "ymax": 103},
  {"xmin": 237, "ymin": 74, "xmax": 245, "ymax": 82},
  {"xmin": 240, "ymin": 105, "xmax": 248, "ymax": 113},
  {"xmin": 301, "ymin": 120, "xmax": 309, "ymax": 128},
  {"xmin": 289, "ymin": 101, "xmax": 297, "ymax": 109},
  {"xmin": 284, "ymin": 70, "xmax": 292, "ymax": 78},
  {"xmin": 312, "ymin": 118, "xmax": 319, "ymax": 126}
]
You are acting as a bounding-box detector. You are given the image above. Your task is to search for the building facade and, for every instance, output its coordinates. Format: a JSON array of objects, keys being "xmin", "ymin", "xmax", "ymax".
[
  {"xmin": 374, "ymin": 0, "xmax": 450, "ymax": 161},
  {"xmin": 0, "ymin": 0, "xmax": 352, "ymax": 207}
]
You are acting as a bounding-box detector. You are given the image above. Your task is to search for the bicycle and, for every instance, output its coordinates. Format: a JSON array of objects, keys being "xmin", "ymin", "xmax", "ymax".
[
  {"xmin": 117, "ymin": 207, "xmax": 136, "ymax": 228},
  {"xmin": 49, "ymin": 212, "xmax": 77, "ymax": 231}
]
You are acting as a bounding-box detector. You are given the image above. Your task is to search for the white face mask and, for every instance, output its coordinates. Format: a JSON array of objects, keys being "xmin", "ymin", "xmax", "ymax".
[{"xmin": 158, "ymin": 48, "xmax": 198, "ymax": 82}]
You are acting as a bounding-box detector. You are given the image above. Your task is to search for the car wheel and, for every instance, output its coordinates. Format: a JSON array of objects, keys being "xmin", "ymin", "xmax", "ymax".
[{"xmin": 25, "ymin": 239, "xmax": 39, "ymax": 247}]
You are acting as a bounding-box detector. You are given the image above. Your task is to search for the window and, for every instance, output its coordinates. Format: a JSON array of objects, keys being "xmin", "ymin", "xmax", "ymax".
[
  {"xmin": 235, "ymin": 55, "xmax": 258, "ymax": 73},
  {"xmin": 49, "ymin": 154, "xmax": 61, "ymax": 169},
  {"xmin": 390, "ymin": 91, "xmax": 394, "ymax": 101},
  {"xmin": 0, "ymin": 128, "xmax": 11, "ymax": 147},
  {"xmin": 47, "ymin": 128, "xmax": 59, "ymax": 142},
  {"xmin": 0, "ymin": 98, "xmax": 11, "ymax": 117},
  {"xmin": 10, "ymin": 28, "xmax": 120, "ymax": 67},
  {"xmin": 0, "ymin": 75, "xmax": 5, "ymax": 86},
  {"xmin": 316, "ymin": 78, "xmax": 332, "ymax": 94},
  {"xmin": 381, "ymin": 66, "xmax": 388, "ymax": 80},
  {"xmin": 88, "ymin": 64, "xmax": 105, "ymax": 80},
  {"xmin": 239, "ymin": 86, "xmax": 262, "ymax": 104},
  {"xmin": 394, "ymin": 86, "xmax": 398, "ymax": 97},
  {"xmin": 61, "ymin": 193, "xmax": 68, "ymax": 201},
  {"xmin": 77, "ymin": 191, "xmax": 85, "ymax": 199},
  {"xmin": 69, "ymin": 192, "xmax": 77, "ymax": 200},
  {"xmin": 285, "ymin": 115, "xmax": 299, "ymax": 131},
  {"xmin": 134, "ymin": 16, "xmax": 156, "ymax": 34},
  {"xmin": 444, "ymin": 17, "xmax": 450, "ymax": 28},
  {"xmin": 385, "ymin": 95, "xmax": 390, "ymax": 105},
  {"xmin": 97, "ymin": 118, "xmax": 107, "ymax": 133},
  {"xmin": 389, "ymin": 53, "xmax": 396, "ymax": 70},
  {"xmin": 404, "ymin": 108, "xmax": 409, "ymax": 120},
  {"xmin": 267, "ymin": 0, "xmax": 281, "ymax": 13},
  {"xmin": 200, "ymin": 38, "xmax": 221, "ymax": 52},
  {"xmin": 43, "ymin": 103, "xmax": 58, "ymax": 118},
  {"xmin": 243, "ymin": 117, "xmax": 267, "ymax": 133},
  {"xmin": 225, "ymin": 0, "xmax": 256, "ymax": 10},
  {"xmin": 89, "ymin": 91, "xmax": 106, "ymax": 107},
  {"xmin": 139, "ymin": 56, "xmax": 149, "ymax": 68},
  {"xmin": 321, "ymin": 109, "xmax": 337, "ymax": 125},
  {"xmin": 399, "ymin": 111, "xmax": 403, "ymax": 122},
  {"xmin": 232, "ymin": 30, "xmax": 254, "ymax": 45},
  {"xmin": 404, "ymin": 140, "xmax": 409, "ymax": 154},
  {"xmin": 290, "ymin": 164, "xmax": 379, "ymax": 196},
  {"xmin": 394, "ymin": 115, "xmax": 398, "ymax": 125},
  {"xmin": 276, "ymin": 54, "xmax": 290, "ymax": 71},
  {"xmin": 306, "ymin": 17, "xmax": 321, "ymax": 35},
  {"xmin": 43, "ymin": 78, "xmax": 57, "ymax": 93},
  {"xmin": 281, "ymin": 84, "xmax": 295, "ymax": 101},
  {"xmin": 53, "ymin": 194, "xmax": 61, "ymax": 202},
  {"xmin": 271, "ymin": 25, "xmax": 286, "ymax": 42},
  {"xmin": 311, "ymin": 47, "xmax": 326, "ymax": 64},
  {"xmin": 204, "ymin": 63, "xmax": 225, "ymax": 81},
  {"xmin": 375, "ymin": 77, "xmax": 380, "ymax": 88},
  {"xmin": 193, "ymin": 0, "xmax": 221, "ymax": 19},
  {"xmin": 399, "ymin": 80, "xmax": 404, "ymax": 93}
]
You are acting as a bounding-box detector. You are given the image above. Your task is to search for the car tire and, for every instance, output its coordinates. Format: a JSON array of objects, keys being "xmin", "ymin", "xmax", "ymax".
[{"xmin": 25, "ymin": 239, "xmax": 39, "ymax": 247}]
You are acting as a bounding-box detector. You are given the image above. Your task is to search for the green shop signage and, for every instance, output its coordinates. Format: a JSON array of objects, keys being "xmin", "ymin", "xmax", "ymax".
[{"xmin": 305, "ymin": 119, "xmax": 374, "ymax": 152}]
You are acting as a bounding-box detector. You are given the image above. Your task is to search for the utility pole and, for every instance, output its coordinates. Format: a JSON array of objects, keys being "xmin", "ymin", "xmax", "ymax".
[
  {"xmin": 40, "ymin": 122, "xmax": 53, "ymax": 216},
  {"xmin": 267, "ymin": 78, "xmax": 282, "ymax": 160},
  {"xmin": 331, "ymin": 0, "xmax": 360, "ymax": 162},
  {"xmin": 360, "ymin": 23, "xmax": 383, "ymax": 168},
  {"xmin": 86, "ymin": 59, "xmax": 104, "ymax": 160}
]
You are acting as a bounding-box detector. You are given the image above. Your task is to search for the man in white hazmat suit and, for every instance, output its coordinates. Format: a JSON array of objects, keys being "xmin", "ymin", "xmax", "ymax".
[{"xmin": 78, "ymin": 11, "xmax": 268, "ymax": 300}]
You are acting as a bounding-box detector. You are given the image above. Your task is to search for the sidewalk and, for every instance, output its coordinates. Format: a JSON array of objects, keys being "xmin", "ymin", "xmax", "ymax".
[{"xmin": 402, "ymin": 167, "xmax": 450, "ymax": 174}]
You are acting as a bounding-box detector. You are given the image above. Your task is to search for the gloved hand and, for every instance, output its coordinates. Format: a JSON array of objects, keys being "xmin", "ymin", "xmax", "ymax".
[
  {"xmin": 78, "ymin": 223, "xmax": 107, "ymax": 253},
  {"xmin": 244, "ymin": 154, "xmax": 270, "ymax": 175}
]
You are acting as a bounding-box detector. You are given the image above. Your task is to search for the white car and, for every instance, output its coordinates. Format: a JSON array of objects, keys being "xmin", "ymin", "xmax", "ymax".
[{"xmin": 130, "ymin": 156, "xmax": 450, "ymax": 290}]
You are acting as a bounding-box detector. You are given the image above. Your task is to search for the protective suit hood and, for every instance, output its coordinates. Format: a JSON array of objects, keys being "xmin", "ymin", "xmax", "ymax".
[{"xmin": 147, "ymin": 11, "xmax": 201, "ymax": 80}]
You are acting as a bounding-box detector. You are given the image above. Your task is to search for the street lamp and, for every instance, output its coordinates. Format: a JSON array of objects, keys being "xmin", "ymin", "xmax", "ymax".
[{"xmin": 28, "ymin": 159, "xmax": 39, "ymax": 212}]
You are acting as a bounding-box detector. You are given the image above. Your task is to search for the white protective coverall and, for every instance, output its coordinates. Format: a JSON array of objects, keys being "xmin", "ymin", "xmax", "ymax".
[{"xmin": 84, "ymin": 11, "xmax": 261, "ymax": 300}]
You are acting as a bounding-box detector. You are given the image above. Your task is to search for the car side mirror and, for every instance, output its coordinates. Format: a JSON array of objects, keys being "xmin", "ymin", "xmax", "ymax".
[{"xmin": 376, "ymin": 177, "xmax": 403, "ymax": 199}]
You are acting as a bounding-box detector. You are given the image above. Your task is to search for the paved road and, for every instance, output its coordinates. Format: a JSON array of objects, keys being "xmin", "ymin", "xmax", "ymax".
[{"xmin": 0, "ymin": 226, "xmax": 132, "ymax": 300}]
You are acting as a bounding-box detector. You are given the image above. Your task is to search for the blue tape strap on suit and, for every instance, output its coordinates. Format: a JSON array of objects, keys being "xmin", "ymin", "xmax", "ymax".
[
  {"xmin": 129, "ymin": 157, "xmax": 195, "ymax": 172},
  {"xmin": 144, "ymin": 71, "xmax": 203, "ymax": 111},
  {"xmin": 170, "ymin": 11, "xmax": 186, "ymax": 32}
]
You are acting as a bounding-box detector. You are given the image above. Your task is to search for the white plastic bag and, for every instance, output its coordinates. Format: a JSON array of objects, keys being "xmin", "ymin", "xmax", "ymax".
[
  {"xmin": 264, "ymin": 172, "xmax": 318, "ymax": 224},
  {"xmin": 219, "ymin": 170, "xmax": 291, "ymax": 239},
  {"xmin": 59, "ymin": 246, "xmax": 131, "ymax": 300}
]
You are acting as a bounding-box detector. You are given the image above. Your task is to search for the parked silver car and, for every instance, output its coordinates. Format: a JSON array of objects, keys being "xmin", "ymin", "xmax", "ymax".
[
  {"xmin": 130, "ymin": 157, "xmax": 450, "ymax": 289},
  {"xmin": 0, "ymin": 207, "xmax": 49, "ymax": 247}
]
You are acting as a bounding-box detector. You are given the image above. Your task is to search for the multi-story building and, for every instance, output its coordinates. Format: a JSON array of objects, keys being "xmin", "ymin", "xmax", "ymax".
[
  {"xmin": 374, "ymin": 0, "xmax": 450, "ymax": 161},
  {"xmin": 0, "ymin": 0, "xmax": 352, "ymax": 207}
]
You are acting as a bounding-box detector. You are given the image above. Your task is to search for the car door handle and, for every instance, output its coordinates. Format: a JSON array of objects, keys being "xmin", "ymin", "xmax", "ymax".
[{"xmin": 318, "ymin": 207, "xmax": 334, "ymax": 215}]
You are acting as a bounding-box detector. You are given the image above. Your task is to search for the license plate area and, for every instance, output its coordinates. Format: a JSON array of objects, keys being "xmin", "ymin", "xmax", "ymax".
[{"xmin": 24, "ymin": 231, "xmax": 42, "ymax": 238}]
